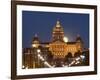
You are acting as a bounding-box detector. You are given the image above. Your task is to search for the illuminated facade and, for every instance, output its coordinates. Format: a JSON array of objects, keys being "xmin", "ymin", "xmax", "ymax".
[
  {"xmin": 22, "ymin": 20, "xmax": 89, "ymax": 69},
  {"xmin": 49, "ymin": 21, "xmax": 83, "ymax": 58}
]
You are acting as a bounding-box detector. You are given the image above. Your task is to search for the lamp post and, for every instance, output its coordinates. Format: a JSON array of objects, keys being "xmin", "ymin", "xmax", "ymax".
[{"xmin": 32, "ymin": 44, "xmax": 54, "ymax": 68}]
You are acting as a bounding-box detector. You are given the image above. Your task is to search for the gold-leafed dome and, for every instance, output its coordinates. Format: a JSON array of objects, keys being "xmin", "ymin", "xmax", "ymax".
[{"xmin": 52, "ymin": 20, "xmax": 64, "ymax": 42}]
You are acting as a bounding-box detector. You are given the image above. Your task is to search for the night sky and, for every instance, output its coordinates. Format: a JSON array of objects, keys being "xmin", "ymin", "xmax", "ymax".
[{"xmin": 22, "ymin": 11, "xmax": 89, "ymax": 48}]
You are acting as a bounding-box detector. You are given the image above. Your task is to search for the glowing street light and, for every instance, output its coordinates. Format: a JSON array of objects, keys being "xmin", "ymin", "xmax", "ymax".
[
  {"xmin": 22, "ymin": 65, "xmax": 25, "ymax": 69},
  {"xmin": 80, "ymin": 55, "xmax": 85, "ymax": 59}
]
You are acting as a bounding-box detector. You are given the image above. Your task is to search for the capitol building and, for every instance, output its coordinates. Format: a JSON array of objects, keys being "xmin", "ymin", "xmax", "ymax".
[{"xmin": 22, "ymin": 20, "xmax": 89, "ymax": 69}]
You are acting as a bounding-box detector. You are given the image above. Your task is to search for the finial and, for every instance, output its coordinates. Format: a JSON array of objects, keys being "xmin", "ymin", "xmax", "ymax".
[
  {"xmin": 76, "ymin": 34, "xmax": 82, "ymax": 41},
  {"xmin": 56, "ymin": 20, "xmax": 60, "ymax": 27},
  {"xmin": 34, "ymin": 34, "xmax": 38, "ymax": 37},
  {"xmin": 77, "ymin": 34, "xmax": 80, "ymax": 37},
  {"xmin": 57, "ymin": 20, "xmax": 60, "ymax": 24}
]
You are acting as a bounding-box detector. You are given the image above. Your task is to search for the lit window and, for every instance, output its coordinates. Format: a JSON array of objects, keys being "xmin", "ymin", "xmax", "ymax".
[
  {"xmin": 37, "ymin": 49, "xmax": 41, "ymax": 53},
  {"xmin": 32, "ymin": 44, "xmax": 36, "ymax": 47}
]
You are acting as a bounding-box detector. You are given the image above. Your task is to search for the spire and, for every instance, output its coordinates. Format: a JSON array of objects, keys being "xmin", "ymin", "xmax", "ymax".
[
  {"xmin": 34, "ymin": 33, "xmax": 38, "ymax": 37},
  {"xmin": 32, "ymin": 33, "xmax": 39, "ymax": 42},
  {"xmin": 77, "ymin": 34, "xmax": 80, "ymax": 38},
  {"xmin": 32, "ymin": 33, "xmax": 40, "ymax": 48},
  {"xmin": 57, "ymin": 20, "xmax": 60, "ymax": 24},
  {"xmin": 76, "ymin": 34, "xmax": 83, "ymax": 43},
  {"xmin": 56, "ymin": 20, "xmax": 61, "ymax": 27}
]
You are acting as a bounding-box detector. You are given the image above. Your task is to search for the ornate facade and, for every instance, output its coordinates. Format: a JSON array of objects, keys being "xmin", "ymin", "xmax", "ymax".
[
  {"xmin": 22, "ymin": 20, "xmax": 88, "ymax": 69},
  {"xmin": 49, "ymin": 21, "xmax": 83, "ymax": 58}
]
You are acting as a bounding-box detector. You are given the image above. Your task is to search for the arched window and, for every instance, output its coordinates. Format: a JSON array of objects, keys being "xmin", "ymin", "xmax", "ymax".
[
  {"xmin": 64, "ymin": 52, "xmax": 73, "ymax": 63},
  {"xmin": 74, "ymin": 50, "xmax": 81, "ymax": 57}
]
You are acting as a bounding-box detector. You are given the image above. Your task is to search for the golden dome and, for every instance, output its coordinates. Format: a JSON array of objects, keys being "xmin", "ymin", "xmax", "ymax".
[{"xmin": 53, "ymin": 20, "xmax": 64, "ymax": 32}]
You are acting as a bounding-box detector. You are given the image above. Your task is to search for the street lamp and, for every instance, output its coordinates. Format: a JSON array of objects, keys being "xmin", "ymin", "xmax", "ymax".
[
  {"xmin": 80, "ymin": 55, "xmax": 85, "ymax": 59},
  {"xmin": 22, "ymin": 65, "xmax": 25, "ymax": 69},
  {"xmin": 37, "ymin": 49, "xmax": 41, "ymax": 53}
]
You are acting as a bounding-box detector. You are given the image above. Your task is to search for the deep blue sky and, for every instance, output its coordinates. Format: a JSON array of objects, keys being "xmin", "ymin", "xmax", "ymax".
[{"xmin": 22, "ymin": 11, "xmax": 89, "ymax": 48}]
